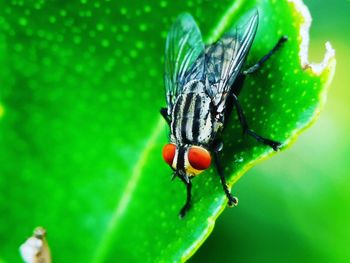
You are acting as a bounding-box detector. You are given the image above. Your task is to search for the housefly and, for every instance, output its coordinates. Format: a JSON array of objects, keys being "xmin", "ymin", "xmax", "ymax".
[{"xmin": 160, "ymin": 11, "xmax": 287, "ymax": 218}]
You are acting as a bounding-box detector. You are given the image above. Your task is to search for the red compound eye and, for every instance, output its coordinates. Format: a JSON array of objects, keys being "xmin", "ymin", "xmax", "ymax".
[
  {"xmin": 162, "ymin": 143, "xmax": 176, "ymax": 166},
  {"xmin": 188, "ymin": 146, "xmax": 211, "ymax": 170}
]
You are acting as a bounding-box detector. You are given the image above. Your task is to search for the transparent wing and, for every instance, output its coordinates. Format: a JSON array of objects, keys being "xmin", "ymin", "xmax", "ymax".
[
  {"xmin": 205, "ymin": 11, "xmax": 259, "ymax": 113},
  {"xmin": 164, "ymin": 13, "xmax": 205, "ymax": 115}
]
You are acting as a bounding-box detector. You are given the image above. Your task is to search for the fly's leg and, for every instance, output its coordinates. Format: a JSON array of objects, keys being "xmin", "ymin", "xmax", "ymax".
[
  {"xmin": 243, "ymin": 36, "xmax": 288, "ymax": 75},
  {"xmin": 213, "ymin": 151, "xmax": 238, "ymax": 207},
  {"xmin": 231, "ymin": 35, "xmax": 288, "ymax": 96},
  {"xmin": 232, "ymin": 93, "xmax": 281, "ymax": 151},
  {"xmin": 231, "ymin": 36, "xmax": 287, "ymax": 150},
  {"xmin": 160, "ymin": 107, "xmax": 171, "ymax": 126},
  {"xmin": 179, "ymin": 177, "xmax": 192, "ymax": 218}
]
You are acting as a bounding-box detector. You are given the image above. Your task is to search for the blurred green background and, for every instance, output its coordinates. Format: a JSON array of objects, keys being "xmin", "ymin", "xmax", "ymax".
[{"xmin": 191, "ymin": 0, "xmax": 350, "ymax": 262}]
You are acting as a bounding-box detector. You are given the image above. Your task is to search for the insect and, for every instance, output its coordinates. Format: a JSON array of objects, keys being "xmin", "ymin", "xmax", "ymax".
[{"xmin": 161, "ymin": 11, "xmax": 287, "ymax": 218}]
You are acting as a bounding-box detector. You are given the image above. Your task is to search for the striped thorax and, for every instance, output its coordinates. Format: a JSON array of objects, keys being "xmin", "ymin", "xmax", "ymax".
[
  {"xmin": 163, "ymin": 80, "xmax": 222, "ymax": 177},
  {"xmin": 170, "ymin": 80, "xmax": 220, "ymax": 146}
]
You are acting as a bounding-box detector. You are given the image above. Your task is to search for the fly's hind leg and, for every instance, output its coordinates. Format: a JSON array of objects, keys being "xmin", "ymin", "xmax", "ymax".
[
  {"xmin": 243, "ymin": 36, "xmax": 288, "ymax": 75},
  {"xmin": 231, "ymin": 36, "xmax": 288, "ymax": 96},
  {"xmin": 213, "ymin": 150, "xmax": 238, "ymax": 207},
  {"xmin": 229, "ymin": 37, "xmax": 288, "ymax": 150},
  {"xmin": 160, "ymin": 107, "xmax": 171, "ymax": 126},
  {"xmin": 232, "ymin": 93, "xmax": 281, "ymax": 151}
]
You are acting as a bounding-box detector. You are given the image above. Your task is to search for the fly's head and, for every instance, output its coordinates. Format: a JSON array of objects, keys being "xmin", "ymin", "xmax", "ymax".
[{"xmin": 162, "ymin": 143, "xmax": 211, "ymax": 180}]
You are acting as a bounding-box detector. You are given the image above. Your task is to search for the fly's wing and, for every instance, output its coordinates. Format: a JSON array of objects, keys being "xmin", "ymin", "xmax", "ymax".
[
  {"xmin": 205, "ymin": 12, "xmax": 258, "ymax": 115},
  {"xmin": 164, "ymin": 13, "xmax": 205, "ymax": 116}
]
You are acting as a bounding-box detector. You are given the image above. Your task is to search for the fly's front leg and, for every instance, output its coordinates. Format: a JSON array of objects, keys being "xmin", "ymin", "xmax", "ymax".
[
  {"xmin": 160, "ymin": 107, "xmax": 171, "ymax": 126},
  {"xmin": 179, "ymin": 176, "xmax": 192, "ymax": 218},
  {"xmin": 232, "ymin": 94, "xmax": 281, "ymax": 151},
  {"xmin": 213, "ymin": 151, "xmax": 238, "ymax": 207},
  {"xmin": 243, "ymin": 36, "xmax": 288, "ymax": 75}
]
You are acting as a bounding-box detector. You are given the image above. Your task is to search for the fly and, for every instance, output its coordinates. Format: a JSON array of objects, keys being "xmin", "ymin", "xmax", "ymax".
[{"xmin": 160, "ymin": 11, "xmax": 288, "ymax": 218}]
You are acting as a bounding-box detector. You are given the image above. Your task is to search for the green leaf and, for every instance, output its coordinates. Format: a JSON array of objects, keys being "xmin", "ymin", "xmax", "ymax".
[{"xmin": 0, "ymin": 0, "xmax": 335, "ymax": 262}]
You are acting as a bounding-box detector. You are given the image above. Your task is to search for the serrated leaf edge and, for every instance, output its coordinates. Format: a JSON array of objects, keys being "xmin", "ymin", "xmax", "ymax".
[{"xmin": 288, "ymin": 0, "xmax": 336, "ymax": 75}]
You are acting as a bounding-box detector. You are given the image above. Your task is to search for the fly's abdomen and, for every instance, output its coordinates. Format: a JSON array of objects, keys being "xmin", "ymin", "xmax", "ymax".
[{"xmin": 171, "ymin": 92, "xmax": 214, "ymax": 145}]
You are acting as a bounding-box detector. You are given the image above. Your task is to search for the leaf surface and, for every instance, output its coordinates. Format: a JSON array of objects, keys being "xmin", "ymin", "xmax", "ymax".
[{"xmin": 0, "ymin": 0, "xmax": 335, "ymax": 262}]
